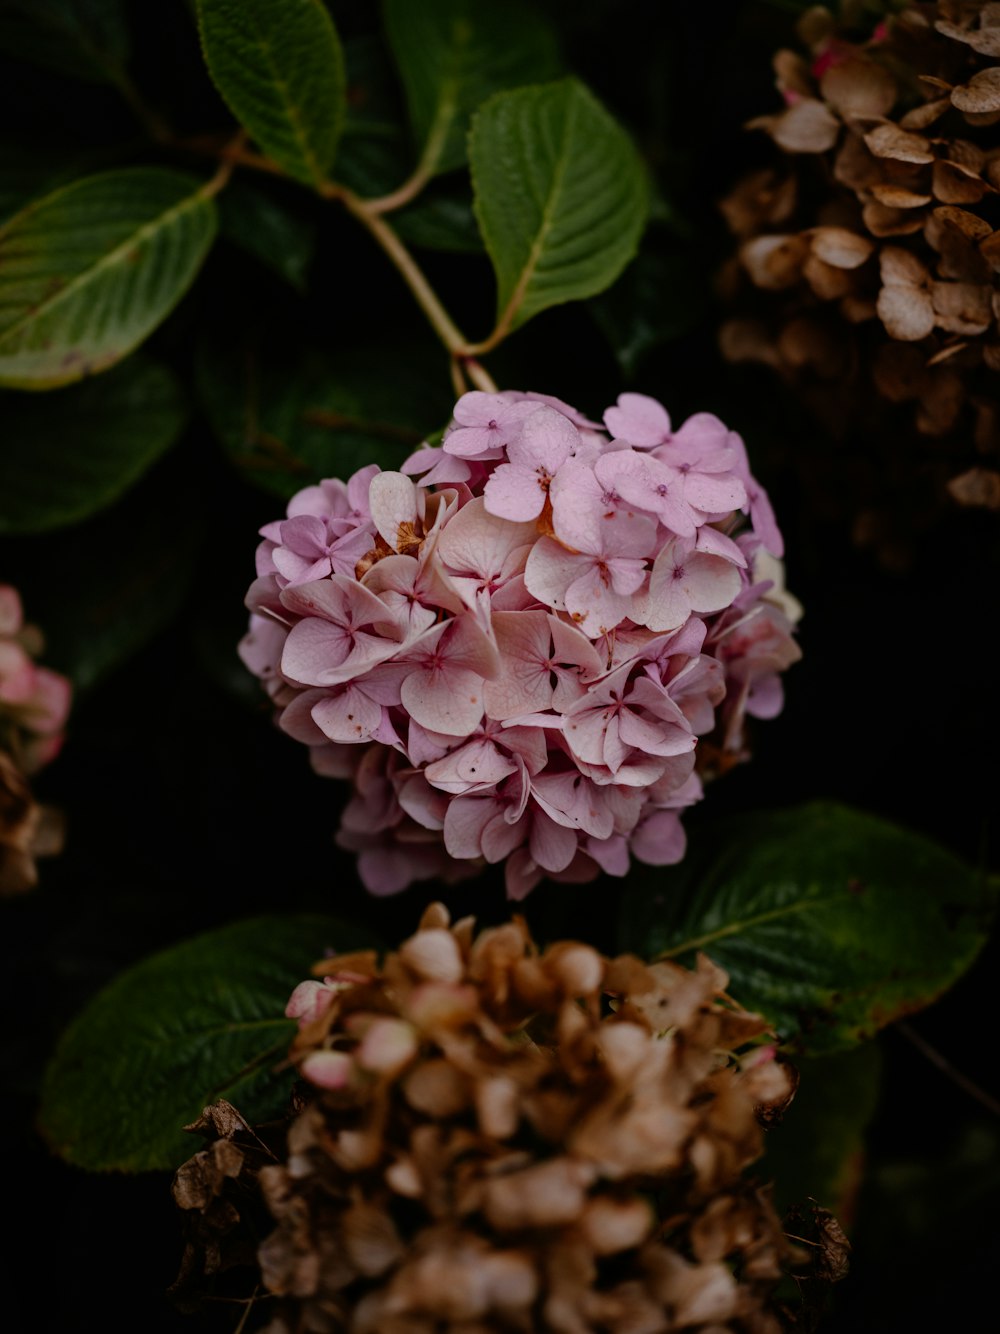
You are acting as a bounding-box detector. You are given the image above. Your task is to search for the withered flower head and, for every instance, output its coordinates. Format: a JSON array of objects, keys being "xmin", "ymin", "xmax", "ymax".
[
  {"xmin": 174, "ymin": 905, "xmax": 805, "ymax": 1332},
  {"xmin": 720, "ymin": 1, "xmax": 1000, "ymax": 560}
]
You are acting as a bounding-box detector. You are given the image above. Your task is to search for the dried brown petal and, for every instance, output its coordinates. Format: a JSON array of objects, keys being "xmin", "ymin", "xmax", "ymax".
[
  {"xmin": 899, "ymin": 97, "xmax": 951, "ymax": 130},
  {"xmin": 770, "ymin": 98, "xmax": 841, "ymax": 153},
  {"xmin": 980, "ymin": 230, "xmax": 1000, "ymax": 271},
  {"xmin": 936, "ymin": 19, "xmax": 1000, "ymax": 57},
  {"xmin": 740, "ymin": 234, "xmax": 809, "ymax": 289},
  {"xmin": 399, "ymin": 928, "xmax": 464, "ymax": 983},
  {"xmin": 880, "ymin": 246, "xmax": 930, "ymax": 288},
  {"xmin": 580, "ymin": 1195, "xmax": 653, "ymax": 1256},
  {"xmin": 870, "ymin": 182, "xmax": 933, "ymax": 208},
  {"xmin": 951, "ymin": 65, "xmax": 1000, "ymax": 113},
  {"xmin": 483, "ymin": 1157, "xmax": 595, "ymax": 1231},
  {"xmin": 404, "ymin": 1058, "xmax": 470, "ymax": 1117},
  {"xmin": 820, "ymin": 57, "xmax": 896, "ymax": 118},
  {"xmin": 833, "ymin": 130, "xmax": 881, "ymax": 189},
  {"xmin": 948, "ymin": 467, "xmax": 1000, "ymax": 508},
  {"xmin": 862, "ymin": 201, "xmax": 925, "ymax": 237},
  {"xmin": 877, "ymin": 284, "xmax": 936, "ymax": 340},
  {"xmin": 863, "ymin": 123, "xmax": 935, "ymax": 165},
  {"xmin": 933, "ymin": 205, "xmax": 994, "ymax": 240},
  {"xmin": 773, "ymin": 48, "xmax": 814, "ymax": 101},
  {"xmin": 803, "ymin": 253, "xmax": 857, "ymax": 300},
  {"xmin": 809, "ymin": 225, "xmax": 875, "ymax": 269},
  {"xmin": 931, "ymin": 280, "xmax": 993, "ymax": 333},
  {"xmin": 719, "ymin": 169, "xmax": 797, "ymax": 237},
  {"xmin": 933, "ymin": 158, "xmax": 989, "ymax": 204}
]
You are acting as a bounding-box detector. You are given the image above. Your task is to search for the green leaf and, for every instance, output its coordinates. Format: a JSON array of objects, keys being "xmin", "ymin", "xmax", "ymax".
[
  {"xmin": 0, "ymin": 168, "xmax": 217, "ymax": 391},
  {"xmin": 470, "ymin": 78, "xmax": 649, "ymax": 334},
  {"xmin": 10, "ymin": 468, "xmax": 205, "ymax": 690},
  {"xmin": 383, "ymin": 0, "xmax": 561, "ymax": 178},
  {"xmin": 40, "ymin": 915, "xmax": 378, "ymax": 1172},
  {"xmin": 218, "ymin": 180, "xmax": 317, "ymax": 290},
  {"xmin": 0, "ymin": 358, "xmax": 187, "ymax": 534},
  {"xmin": 394, "ymin": 182, "xmax": 484, "ymax": 253},
  {"xmin": 0, "ymin": 0, "xmax": 129, "ymax": 85},
  {"xmin": 762, "ymin": 1044, "xmax": 882, "ymax": 1218},
  {"xmin": 196, "ymin": 0, "xmax": 346, "ymax": 188},
  {"xmin": 590, "ymin": 245, "xmax": 702, "ymax": 377},
  {"xmin": 620, "ymin": 802, "xmax": 996, "ymax": 1055},
  {"xmin": 197, "ymin": 327, "xmax": 452, "ymax": 499}
]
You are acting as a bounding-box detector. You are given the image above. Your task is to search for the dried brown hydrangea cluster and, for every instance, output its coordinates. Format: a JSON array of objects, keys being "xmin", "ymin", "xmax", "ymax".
[
  {"xmin": 174, "ymin": 904, "xmax": 804, "ymax": 1333},
  {"xmin": 720, "ymin": 1, "xmax": 1000, "ymax": 557}
]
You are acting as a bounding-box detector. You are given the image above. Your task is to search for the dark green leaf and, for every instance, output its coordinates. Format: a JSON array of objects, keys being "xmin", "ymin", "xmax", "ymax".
[
  {"xmin": 0, "ymin": 0, "xmax": 129, "ymax": 84},
  {"xmin": 12, "ymin": 467, "xmax": 205, "ymax": 690},
  {"xmin": 762, "ymin": 1044, "xmax": 882, "ymax": 1217},
  {"xmin": 620, "ymin": 802, "xmax": 996, "ymax": 1054},
  {"xmin": 394, "ymin": 181, "xmax": 483, "ymax": 253},
  {"xmin": 0, "ymin": 358, "xmax": 187, "ymax": 534},
  {"xmin": 0, "ymin": 168, "xmax": 217, "ymax": 390},
  {"xmin": 40, "ymin": 915, "xmax": 378, "ymax": 1172},
  {"xmin": 470, "ymin": 79, "xmax": 649, "ymax": 333},
  {"xmin": 590, "ymin": 245, "xmax": 702, "ymax": 377},
  {"xmin": 196, "ymin": 0, "xmax": 346, "ymax": 188},
  {"xmin": 218, "ymin": 180, "xmax": 316, "ymax": 290},
  {"xmin": 383, "ymin": 0, "xmax": 561, "ymax": 178},
  {"xmin": 197, "ymin": 327, "xmax": 452, "ymax": 499}
]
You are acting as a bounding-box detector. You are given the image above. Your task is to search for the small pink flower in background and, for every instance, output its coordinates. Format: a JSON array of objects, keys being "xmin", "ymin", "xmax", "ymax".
[{"xmin": 241, "ymin": 388, "xmax": 798, "ymax": 898}]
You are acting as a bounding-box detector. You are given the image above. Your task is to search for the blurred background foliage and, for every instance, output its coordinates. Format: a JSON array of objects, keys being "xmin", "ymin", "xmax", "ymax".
[{"xmin": 0, "ymin": 0, "xmax": 997, "ymax": 1329}]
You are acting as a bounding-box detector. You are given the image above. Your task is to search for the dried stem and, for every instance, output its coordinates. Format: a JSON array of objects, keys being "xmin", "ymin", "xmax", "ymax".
[
  {"xmin": 160, "ymin": 130, "xmax": 501, "ymax": 393},
  {"xmin": 898, "ymin": 1021, "xmax": 1000, "ymax": 1118}
]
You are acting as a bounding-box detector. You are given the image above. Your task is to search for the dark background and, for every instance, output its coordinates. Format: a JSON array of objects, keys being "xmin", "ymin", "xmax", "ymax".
[{"xmin": 1, "ymin": 2, "xmax": 997, "ymax": 1329}]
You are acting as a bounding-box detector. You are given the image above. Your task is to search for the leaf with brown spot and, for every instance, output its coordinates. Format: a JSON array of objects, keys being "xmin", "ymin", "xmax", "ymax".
[{"xmin": 620, "ymin": 803, "xmax": 996, "ymax": 1055}]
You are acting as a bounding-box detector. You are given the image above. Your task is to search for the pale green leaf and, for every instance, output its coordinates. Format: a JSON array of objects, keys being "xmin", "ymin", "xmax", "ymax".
[
  {"xmin": 620, "ymin": 802, "xmax": 996, "ymax": 1055},
  {"xmin": 470, "ymin": 79, "xmax": 649, "ymax": 333},
  {"xmin": 196, "ymin": 0, "xmax": 346, "ymax": 188},
  {"xmin": 0, "ymin": 358, "xmax": 187, "ymax": 534},
  {"xmin": 383, "ymin": 0, "xmax": 561, "ymax": 177},
  {"xmin": 0, "ymin": 168, "xmax": 217, "ymax": 390},
  {"xmin": 40, "ymin": 915, "xmax": 379, "ymax": 1172}
]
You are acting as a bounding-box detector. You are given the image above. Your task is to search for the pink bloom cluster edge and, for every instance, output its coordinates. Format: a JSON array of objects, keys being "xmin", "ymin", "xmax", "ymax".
[
  {"xmin": 240, "ymin": 390, "xmax": 801, "ymax": 899},
  {"xmin": 0, "ymin": 585, "xmax": 72, "ymax": 773}
]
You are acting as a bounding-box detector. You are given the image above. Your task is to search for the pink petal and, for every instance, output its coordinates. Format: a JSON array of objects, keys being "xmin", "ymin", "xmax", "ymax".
[
  {"xmin": 437, "ymin": 498, "xmax": 535, "ymax": 581},
  {"xmin": 529, "ymin": 810, "xmax": 578, "ymax": 872},
  {"xmin": 604, "ymin": 392, "xmax": 671, "ymax": 448},
  {"xmin": 482, "ymin": 464, "xmax": 546, "ymax": 521},
  {"xmin": 312, "ymin": 686, "xmax": 384, "ymax": 743},
  {"xmin": 524, "ymin": 538, "xmax": 584, "ymax": 611},
  {"xmin": 368, "ymin": 471, "xmax": 418, "ymax": 550},
  {"xmin": 631, "ymin": 810, "xmax": 688, "ymax": 865},
  {"xmin": 506, "ymin": 405, "xmax": 578, "ymax": 470},
  {"xmin": 401, "ymin": 663, "xmax": 485, "ymax": 736}
]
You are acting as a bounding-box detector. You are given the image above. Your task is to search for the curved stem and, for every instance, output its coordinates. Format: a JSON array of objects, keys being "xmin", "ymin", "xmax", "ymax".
[{"xmin": 331, "ymin": 186, "xmax": 498, "ymax": 391}]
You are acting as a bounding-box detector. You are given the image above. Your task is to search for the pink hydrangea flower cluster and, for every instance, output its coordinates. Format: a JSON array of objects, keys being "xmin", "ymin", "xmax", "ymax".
[
  {"xmin": 240, "ymin": 390, "xmax": 801, "ymax": 900},
  {"xmin": 0, "ymin": 585, "xmax": 72, "ymax": 773}
]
